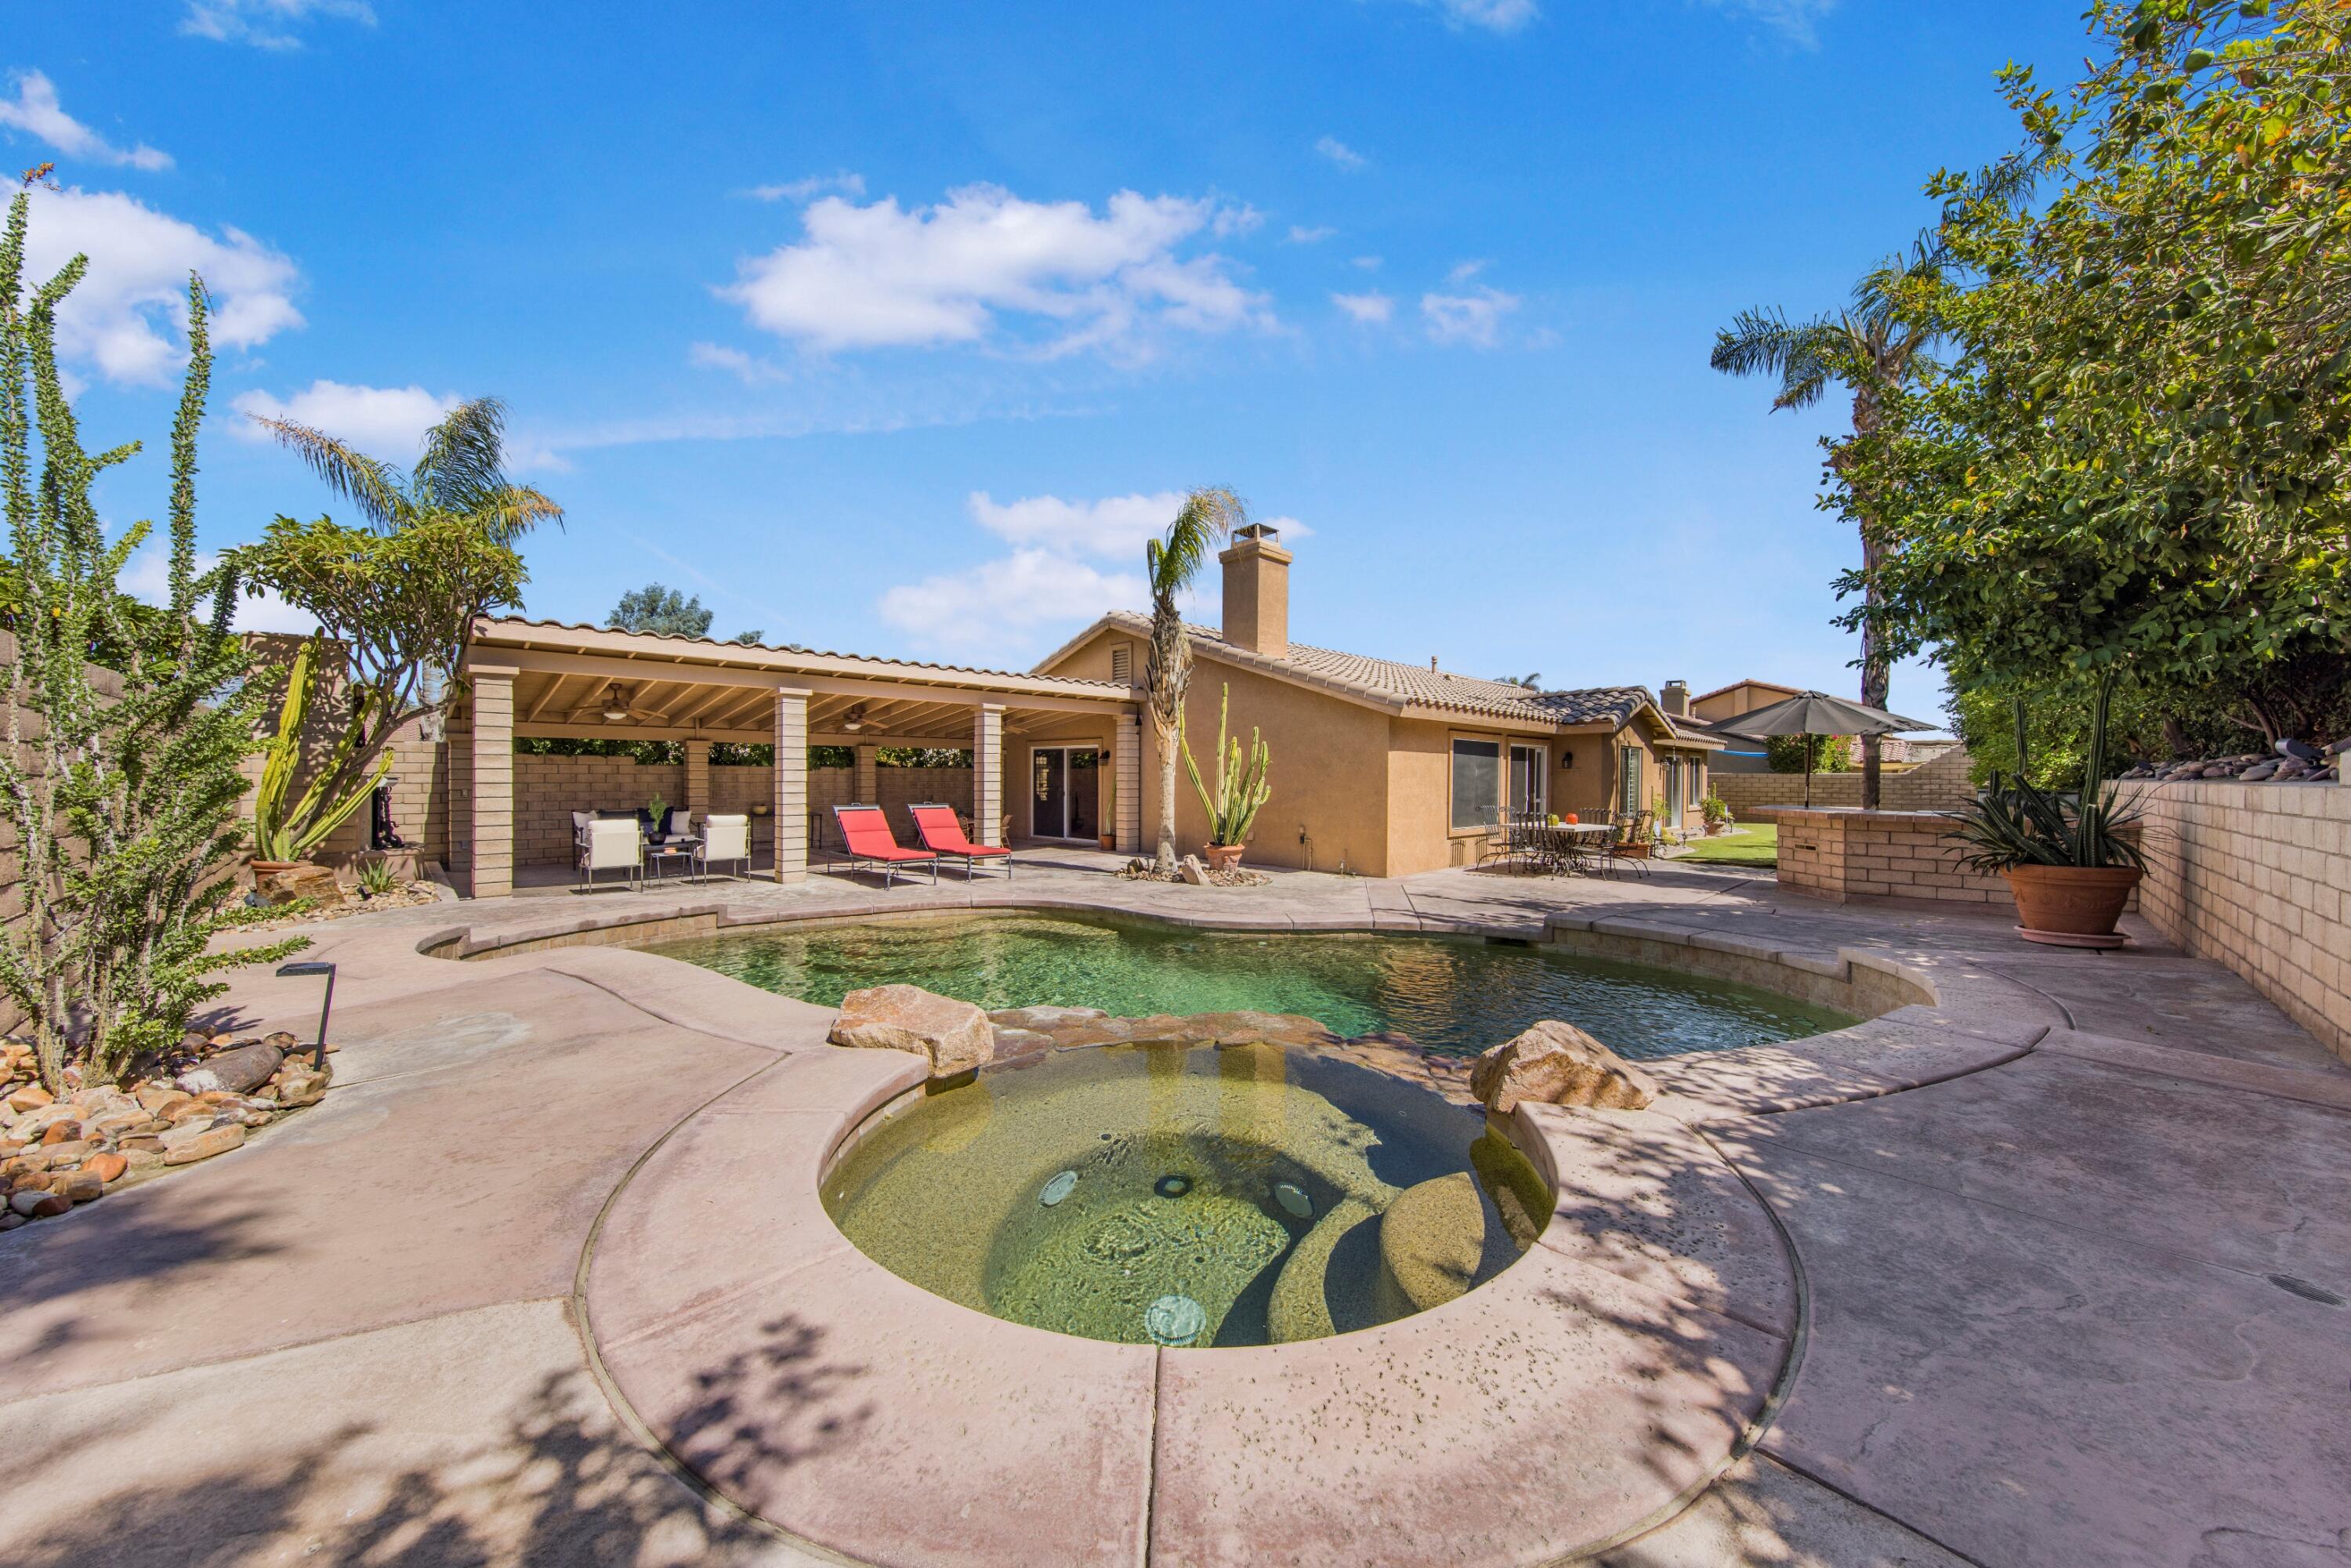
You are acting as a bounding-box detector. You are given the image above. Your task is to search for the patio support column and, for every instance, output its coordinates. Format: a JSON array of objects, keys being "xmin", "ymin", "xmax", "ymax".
[
  {"xmin": 774, "ymin": 687, "xmax": 810, "ymax": 882},
  {"xmin": 973, "ymin": 703, "xmax": 1004, "ymax": 846},
  {"xmin": 854, "ymin": 742, "xmax": 878, "ymax": 806},
  {"xmin": 684, "ymin": 739, "xmax": 710, "ymax": 821},
  {"xmin": 1114, "ymin": 711, "xmax": 1142, "ymax": 855},
  {"xmin": 468, "ymin": 665, "xmax": 516, "ymax": 899}
]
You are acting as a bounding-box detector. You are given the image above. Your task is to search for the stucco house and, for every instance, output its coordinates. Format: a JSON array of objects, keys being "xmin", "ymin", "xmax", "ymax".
[{"xmin": 1030, "ymin": 525, "xmax": 1722, "ymax": 878}]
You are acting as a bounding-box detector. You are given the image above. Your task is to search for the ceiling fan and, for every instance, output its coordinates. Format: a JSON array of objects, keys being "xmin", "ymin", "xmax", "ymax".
[{"xmin": 567, "ymin": 681, "xmax": 665, "ymax": 724}]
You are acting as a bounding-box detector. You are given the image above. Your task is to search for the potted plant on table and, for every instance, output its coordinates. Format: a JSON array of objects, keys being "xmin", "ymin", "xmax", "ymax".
[
  {"xmin": 1946, "ymin": 677, "xmax": 2146, "ymax": 947},
  {"xmin": 1182, "ymin": 683, "xmax": 1271, "ymax": 871}
]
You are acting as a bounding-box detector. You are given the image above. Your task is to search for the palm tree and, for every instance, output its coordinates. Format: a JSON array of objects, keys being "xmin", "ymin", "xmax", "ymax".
[
  {"xmin": 245, "ymin": 397, "xmax": 560, "ymax": 846},
  {"xmin": 255, "ymin": 396, "xmax": 561, "ymax": 545},
  {"xmin": 1710, "ymin": 247, "xmax": 1940, "ymax": 809},
  {"xmin": 1494, "ymin": 672, "xmax": 1541, "ymax": 689},
  {"xmin": 1144, "ymin": 487, "xmax": 1248, "ymax": 874}
]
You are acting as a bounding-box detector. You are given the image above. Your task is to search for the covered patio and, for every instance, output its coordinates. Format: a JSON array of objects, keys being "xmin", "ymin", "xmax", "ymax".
[{"xmin": 452, "ymin": 618, "xmax": 1143, "ymax": 897}]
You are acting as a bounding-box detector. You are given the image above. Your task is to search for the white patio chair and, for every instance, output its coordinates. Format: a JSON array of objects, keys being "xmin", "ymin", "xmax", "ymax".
[
  {"xmin": 578, "ymin": 816, "xmax": 643, "ymax": 892},
  {"xmin": 692, "ymin": 813, "xmax": 752, "ymax": 882}
]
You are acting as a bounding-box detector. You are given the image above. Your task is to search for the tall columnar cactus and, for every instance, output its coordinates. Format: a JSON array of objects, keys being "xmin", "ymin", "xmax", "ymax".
[{"xmin": 1181, "ymin": 683, "xmax": 1272, "ymax": 848}]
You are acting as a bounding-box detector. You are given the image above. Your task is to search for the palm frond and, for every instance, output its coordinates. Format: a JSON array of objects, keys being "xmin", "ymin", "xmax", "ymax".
[
  {"xmin": 411, "ymin": 397, "xmax": 516, "ymax": 514},
  {"xmin": 466, "ymin": 483, "xmax": 564, "ymax": 545},
  {"xmin": 1147, "ymin": 485, "xmax": 1245, "ymax": 601},
  {"xmin": 1711, "ymin": 307, "xmax": 1839, "ymax": 409},
  {"xmin": 253, "ymin": 416, "xmax": 409, "ymax": 531}
]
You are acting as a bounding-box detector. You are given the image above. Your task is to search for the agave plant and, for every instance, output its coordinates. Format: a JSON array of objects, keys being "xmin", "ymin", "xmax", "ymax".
[
  {"xmin": 1181, "ymin": 683, "xmax": 1271, "ymax": 849},
  {"xmin": 1946, "ymin": 672, "xmax": 2146, "ymax": 872},
  {"xmin": 252, "ymin": 636, "xmax": 393, "ymax": 864}
]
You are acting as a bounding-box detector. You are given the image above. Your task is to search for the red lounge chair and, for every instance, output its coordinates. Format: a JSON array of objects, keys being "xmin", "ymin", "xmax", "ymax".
[
  {"xmin": 831, "ymin": 804, "xmax": 939, "ymax": 887},
  {"xmin": 909, "ymin": 802, "xmax": 1012, "ymax": 880}
]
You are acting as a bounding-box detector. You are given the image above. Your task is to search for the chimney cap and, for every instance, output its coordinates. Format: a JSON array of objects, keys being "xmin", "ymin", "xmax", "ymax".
[{"xmin": 1233, "ymin": 522, "xmax": 1281, "ymax": 544}]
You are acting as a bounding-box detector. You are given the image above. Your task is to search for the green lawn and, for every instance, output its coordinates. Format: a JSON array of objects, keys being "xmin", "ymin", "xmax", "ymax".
[{"xmin": 1673, "ymin": 824, "xmax": 1777, "ymax": 868}]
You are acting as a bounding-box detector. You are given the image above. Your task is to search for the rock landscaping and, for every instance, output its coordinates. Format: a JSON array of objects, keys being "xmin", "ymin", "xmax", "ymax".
[
  {"xmin": 241, "ymin": 875, "xmax": 445, "ymax": 933},
  {"xmin": 0, "ymin": 1030, "xmax": 333, "ymax": 1231},
  {"xmin": 1118, "ymin": 857, "xmax": 1273, "ymax": 888},
  {"xmin": 2117, "ymin": 737, "xmax": 2346, "ymax": 784}
]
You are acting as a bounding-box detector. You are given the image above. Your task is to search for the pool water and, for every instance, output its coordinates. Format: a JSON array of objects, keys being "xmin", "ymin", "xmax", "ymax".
[
  {"xmin": 823, "ymin": 1041, "xmax": 1556, "ymax": 1346},
  {"xmin": 653, "ymin": 914, "xmax": 1851, "ymax": 1059}
]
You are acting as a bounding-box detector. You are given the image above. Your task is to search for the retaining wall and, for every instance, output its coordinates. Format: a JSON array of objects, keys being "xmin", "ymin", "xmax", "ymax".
[{"xmin": 2133, "ymin": 781, "xmax": 2349, "ymax": 1063}]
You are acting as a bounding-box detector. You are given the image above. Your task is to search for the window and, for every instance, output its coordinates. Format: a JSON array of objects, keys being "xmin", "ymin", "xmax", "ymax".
[
  {"xmin": 1509, "ymin": 744, "xmax": 1545, "ymax": 817},
  {"xmin": 1450, "ymin": 739, "xmax": 1501, "ymax": 830}
]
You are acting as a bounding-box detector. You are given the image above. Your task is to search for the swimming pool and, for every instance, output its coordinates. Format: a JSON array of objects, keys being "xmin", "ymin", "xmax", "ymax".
[{"xmin": 650, "ymin": 912, "xmax": 1853, "ymax": 1060}]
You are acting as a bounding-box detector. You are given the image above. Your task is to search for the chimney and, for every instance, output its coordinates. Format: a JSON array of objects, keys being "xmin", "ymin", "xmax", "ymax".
[
  {"xmin": 1219, "ymin": 523, "xmax": 1291, "ymax": 658},
  {"xmin": 1661, "ymin": 679, "xmax": 1690, "ymax": 719}
]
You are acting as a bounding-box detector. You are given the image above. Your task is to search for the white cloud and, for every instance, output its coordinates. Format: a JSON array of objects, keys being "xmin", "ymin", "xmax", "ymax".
[
  {"xmin": 1421, "ymin": 285, "xmax": 1520, "ymax": 347},
  {"xmin": 883, "ymin": 492, "xmax": 1312, "ymax": 660},
  {"xmin": 122, "ymin": 544, "xmax": 316, "ymax": 634},
  {"xmin": 879, "ymin": 549, "xmax": 1147, "ymax": 656},
  {"xmin": 970, "ymin": 490, "xmax": 1186, "ymax": 559},
  {"xmin": 0, "ymin": 71, "xmax": 171, "ymax": 171},
  {"xmin": 1285, "ymin": 224, "xmax": 1335, "ymax": 244},
  {"xmin": 231, "ymin": 381, "xmax": 458, "ymax": 460},
  {"xmin": 1332, "ymin": 291, "xmax": 1394, "ymax": 324},
  {"xmin": 687, "ymin": 341, "xmax": 787, "ymax": 385},
  {"xmin": 1314, "ymin": 136, "xmax": 1367, "ymax": 172},
  {"xmin": 1700, "ymin": 0, "xmax": 1835, "ymax": 47},
  {"xmin": 19, "ymin": 184, "xmax": 302, "ymax": 384},
  {"xmin": 1446, "ymin": 259, "xmax": 1487, "ymax": 283},
  {"xmin": 1429, "ymin": 0, "xmax": 1540, "ymax": 30},
  {"xmin": 180, "ymin": 0, "xmax": 376, "ymax": 49},
  {"xmin": 746, "ymin": 170, "xmax": 866, "ymax": 203},
  {"xmin": 1350, "ymin": 254, "xmax": 1382, "ymax": 270},
  {"xmin": 1211, "ymin": 203, "xmax": 1264, "ymax": 238},
  {"xmin": 719, "ymin": 183, "xmax": 1273, "ymax": 357}
]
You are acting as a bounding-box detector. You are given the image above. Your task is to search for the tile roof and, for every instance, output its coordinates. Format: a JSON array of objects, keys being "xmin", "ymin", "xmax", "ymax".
[{"xmin": 1095, "ymin": 611, "xmax": 1671, "ymax": 730}]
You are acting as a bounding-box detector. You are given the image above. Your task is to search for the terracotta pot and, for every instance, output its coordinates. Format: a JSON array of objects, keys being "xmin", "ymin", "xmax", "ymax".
[
  {"xmin": 1098, "ymin": 833, "xmax": 1115, "ymax": 851},
  {"xmin": 2004, "ymin": 864, "xmax": 2142, "ymax": 945},
  {"xmin": 249, "ymin": 859, "xmax": 303, "ymax": 875},
  {"xmin": 1203, "ymin": 843, "xmax": 1245, "ymax": 872}
]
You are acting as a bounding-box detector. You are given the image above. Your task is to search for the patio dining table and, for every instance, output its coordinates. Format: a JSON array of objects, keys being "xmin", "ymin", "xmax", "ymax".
[{"xmin": 1523, "ymin": 820, "xmax": 1614, "ymax": 875}]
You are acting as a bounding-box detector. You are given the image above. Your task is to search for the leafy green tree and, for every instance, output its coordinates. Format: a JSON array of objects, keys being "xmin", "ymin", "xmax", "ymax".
[
  {"xmin": 233, "ymin": 397, "xmax": 556, "ymax": 854},
  {"xmin": 1765, "ymin": 733, "xmax": 1853, "ymax": 774},
  {"xmin": 609, "ymin": 581, "xmax": 763, "ymax": 644},
  {"xmin": 1849, "ymin": 0, "xmax": 2351, "ymax": 747},
  {"xmin": 611, "ymin": 582, "xmax": 712, "ymax": 637},
  {"xmin": 1143, "ymin": 488, "xmax": 1248, "ymax": 873},
  {"xmin": 0, "ymin": 191, "xmax": 302, "ymax": 1089}
]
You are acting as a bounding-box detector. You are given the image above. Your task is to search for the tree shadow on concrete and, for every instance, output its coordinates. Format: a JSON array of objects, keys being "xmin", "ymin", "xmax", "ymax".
[{"xmin": 3, "ymin": 1313, "xmax": 864, "ymax": 1568}]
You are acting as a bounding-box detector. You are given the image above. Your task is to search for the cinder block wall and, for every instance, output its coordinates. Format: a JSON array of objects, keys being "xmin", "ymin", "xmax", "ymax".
[
  {"xmin": 2134, "ymin": 782, "xmax": 2349, "ymax": 1063},
  {"xmin": 1715, "ymin": 746, "xmax": 1977, "ymax": 816},
  {"xmin": 505, "ymin": 757, "xmax": 976, "ymax": 864}
]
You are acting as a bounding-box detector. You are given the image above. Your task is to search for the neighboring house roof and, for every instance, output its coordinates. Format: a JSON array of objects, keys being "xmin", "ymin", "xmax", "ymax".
[
  {"xmin": 1056, "ymin": 612, "xmax": 1719, "ymax": 745},
  {"xmin": 1691, "ymin": 677, "xmax": 1804, "ymax": 705}
]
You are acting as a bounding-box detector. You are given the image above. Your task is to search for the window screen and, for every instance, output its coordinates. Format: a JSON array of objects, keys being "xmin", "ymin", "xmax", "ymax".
[{"xmin": 1451, "ymin": 739, "xmax": 1501, "ymax": 830}]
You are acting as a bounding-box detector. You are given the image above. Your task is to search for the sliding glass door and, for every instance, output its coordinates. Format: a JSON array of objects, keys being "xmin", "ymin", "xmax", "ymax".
[{"xmin": 1030, "ymin": 746, "xmax": 1100, "ymax": 839}]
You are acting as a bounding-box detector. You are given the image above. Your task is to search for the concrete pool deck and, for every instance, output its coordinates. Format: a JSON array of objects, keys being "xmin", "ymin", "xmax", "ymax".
[{"xmin": 0, "ymin": 850, "xmax": 2345, "ymax": 1566}]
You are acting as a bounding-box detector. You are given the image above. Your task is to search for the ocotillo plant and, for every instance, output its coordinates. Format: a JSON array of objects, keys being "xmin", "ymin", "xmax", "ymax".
[{"xmin": 1181, "ymin": 683, "xmax": 1272, "ymax": 848}]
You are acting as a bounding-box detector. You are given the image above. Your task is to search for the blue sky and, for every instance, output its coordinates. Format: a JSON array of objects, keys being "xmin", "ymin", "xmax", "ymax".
[{"xmin": 13, "ymin": 0, "xmax": 2087, "ymax": 722}]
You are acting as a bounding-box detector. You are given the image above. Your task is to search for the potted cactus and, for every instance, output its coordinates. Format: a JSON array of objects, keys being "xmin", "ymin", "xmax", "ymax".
[{"xmin": 1182, "ymin": 683, "xmax": 1271, "ymax": 871}]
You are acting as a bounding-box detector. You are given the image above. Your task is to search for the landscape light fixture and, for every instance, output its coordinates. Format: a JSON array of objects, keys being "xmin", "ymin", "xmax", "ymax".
[{"xmin": 275, "ymin": 960, "xmax": 336, "ymax": 1067}]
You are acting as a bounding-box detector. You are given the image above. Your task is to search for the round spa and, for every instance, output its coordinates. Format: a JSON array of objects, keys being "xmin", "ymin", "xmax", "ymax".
[{"xmin": 822, "ymin": 1038, "xmax": 1555, "ymax": 1347}]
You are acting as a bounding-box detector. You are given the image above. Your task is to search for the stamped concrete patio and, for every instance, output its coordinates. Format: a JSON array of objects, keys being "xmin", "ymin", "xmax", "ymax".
[{"xmin": 0, "ymin": 852, "xmax": 2344, "ymax": 1566}]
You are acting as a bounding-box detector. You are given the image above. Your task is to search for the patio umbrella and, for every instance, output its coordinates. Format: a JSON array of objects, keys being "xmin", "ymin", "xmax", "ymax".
[{"xmin": 1715, "ymin": 690, "xmax": 1937, "ymax": 807}]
